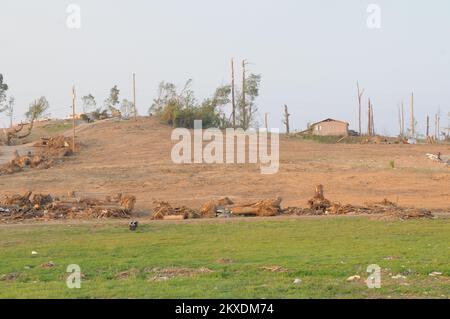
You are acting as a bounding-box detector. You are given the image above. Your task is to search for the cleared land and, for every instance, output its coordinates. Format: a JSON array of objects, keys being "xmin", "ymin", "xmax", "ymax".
[{"xmin": 1, "ymin": 117, "xmax": 449, "ymax": 211}]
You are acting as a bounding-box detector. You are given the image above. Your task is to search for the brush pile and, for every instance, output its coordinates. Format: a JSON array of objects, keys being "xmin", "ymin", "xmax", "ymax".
[
  {"xmin": 0, "ymin": 136, "xmax": 75, "ymax": 176},
  {"xmin": 283, "ymin": 186, "xmax": 434, "ymax": 220},
  {"xmin": 151, "ymin": 200, "xmax": 200, "ymax": 220},
  {"xmin": 0, "ymin": 191, "xmax": 136, "ymax": 223}
]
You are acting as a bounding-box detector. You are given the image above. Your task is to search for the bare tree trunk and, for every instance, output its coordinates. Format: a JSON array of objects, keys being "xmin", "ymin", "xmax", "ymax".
[
  {"xmin": 133, "ymin": 73, "xmax": 137, "ymax": 121},
  {"xmin": 283, "ymin": 105, "xmax": 290, "ymax": 134},
  {"xmin": 401, "ymin": 100, "xmax": 405, "ymax": 137},
  {"xmin": 368, "ymin": 99, "xmax": 372, "ymax": 137},
  {"xmin": 357, "ymin": 82, "xmax": 364, "ymax": 136},
  {"xmin": 371, "ymin": 105, "xmax": 375, "ymax": 135},
  {"xmin": 410, "ymin": 92, "xmax": 415, "ymax": 137},
  {"xmin": 435, "ymin": 114, "xmax": 438, "ymax": 140},
  {"xmin": 264, "ymin": 113, "xmax": 269, "ymax": 131},
  {"xmin": 72, "ymin": 86, "xmax": 76, "ymax": 154},
  {"xmin": 241, "ymin": 59, "xmax": 246, "ymax": 129},
  {"xmin": 231, "ymin": 58, "xmax": 236, "ymax": 128}
]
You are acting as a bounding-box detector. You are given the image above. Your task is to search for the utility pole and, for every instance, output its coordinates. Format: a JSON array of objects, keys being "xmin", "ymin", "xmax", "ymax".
[
  {"xmin": 426, "ymin": 115, "xmax": 430, "ymax": 138},
  {"xmin": 133, "ymin": 73, "xmax": 137, "ymax": 121},
  {"xmin": 242, "ymin": 59, "xmax": 247, "ymax": 129},
  {"xmin": 72, "ymin": 86, "xmax": 76, "ymax": 154},
  {"xmin": 283, "ymin": 105, "xmax": 290, "ymax": 134},
  {"xmin": 398, "ymin": 105, "xmax": 402, "ymax": 137},
  {"xmin": 231, "ymin": 58, "xmax": 236, "ymax": 128},
  {"xmin": 411, "ymin": 94, "xmax": 414, "ymax": 135},
  {"xmin": 357, "ymin": 82, "xmax": 364, "ymax": 136}
]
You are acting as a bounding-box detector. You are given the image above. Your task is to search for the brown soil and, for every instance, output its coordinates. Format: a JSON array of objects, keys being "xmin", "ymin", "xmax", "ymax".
[{"xmin": 0, "ymin": 117, "xmax": 448, "ymax": 212}]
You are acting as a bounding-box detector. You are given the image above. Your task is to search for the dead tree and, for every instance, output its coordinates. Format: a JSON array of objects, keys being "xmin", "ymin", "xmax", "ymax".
[
  {"xmin": 231, "ymin": 58, "xmax": 236, "ymax": 128},
  {"xmin": 264, "ymin": 112, "xmax": 269, "ymax": 131},
  {"xmin": 6, "ymin": 120, "xmax": 35, "ymax": 146},
  {"xmin": 368, "ymin": 99, "xmax": 372, "ymax": 136},
  {"xmin": 401, "ymin": 100, "xmax": 405, "ymax": 137},
  {"xmin": 410, "ymin": 92, "xmax": 415, "ymax": 137},
  {"xmin": 241, "ymin": 59, "xmax": 247, "ymax": 129},
  {"xmin": 357, "ymin": 82, "xmax": 364, "ymax": 135},
  {"xmin": 283, "ymin": 105, "xmax": 290, "ymax": 134},
  {"xmin": 133, "ymin": 73, "xmax": 137, "ymax": 121}
]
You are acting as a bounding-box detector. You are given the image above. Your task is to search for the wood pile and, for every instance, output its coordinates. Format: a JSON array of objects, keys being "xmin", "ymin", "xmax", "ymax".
[
  {"xmin": 199, "ymin": 197, "xmax": 234, "ymax": 218},
  {"xmin": 231, "ymin": 197, "xmax": 282, "ymax": 217},
  {"xmin": 0, "ymin": 191, "xmax": 136, "ymax": 223},
  {"xmin": 151, "ymin": 200, "xmax": 200, "ymax": 220}
]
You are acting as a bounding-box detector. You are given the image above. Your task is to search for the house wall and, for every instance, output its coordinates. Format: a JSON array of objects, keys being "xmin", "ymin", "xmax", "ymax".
[{"xmin": 312, "ymin": 121, "xmax": 348, "ymax": 136}]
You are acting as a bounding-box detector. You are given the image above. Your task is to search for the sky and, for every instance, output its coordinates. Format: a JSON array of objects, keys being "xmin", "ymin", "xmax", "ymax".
[{"xmin": 0, "ymin": 0, "xmax": 449, "ymax": 135}]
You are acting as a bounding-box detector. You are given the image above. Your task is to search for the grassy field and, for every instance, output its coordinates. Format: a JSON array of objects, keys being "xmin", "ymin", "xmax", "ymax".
[{"xmin": 0, "ymin": 217, "xmax": 449, "ymax": 299}]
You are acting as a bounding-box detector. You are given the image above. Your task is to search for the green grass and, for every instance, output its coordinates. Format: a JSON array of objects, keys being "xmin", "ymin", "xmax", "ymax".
[{"xmin": 0, "ymin": 217, "xmax": 449, "ymax": 299}]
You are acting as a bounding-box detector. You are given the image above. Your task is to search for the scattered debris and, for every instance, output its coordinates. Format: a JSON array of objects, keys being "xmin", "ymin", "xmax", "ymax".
[
  {"xmin": 347, "ymin": 275, "xmax": 361, "ymax": 282},
  {"xmin": 293, "ymin": 278, "xmax": 302, "ymax": 285},
  {"xmin": 41, "ymin": 261, "xmax": 56, "ymax": 269},
  {"xmin": 0, "ymin": 272, "xmax": 20, "ymax": 282},
  {"xmin": 146, "ymin": 267, "xmax": 213, "ymax": 281},
  {"xmin": 116, "ymin": 268, "xmax": 140, "ymax": 280},
  {"xmin": 261, "ymin": 265, "xmax": 288, "ymax": 273},
  {"xmin": 391, "ymin": 274, "xmax": 407, "ymax": 280},
  {"xmin": 429, "ymin": 272, "xmax": 443, "ymax": 277}
]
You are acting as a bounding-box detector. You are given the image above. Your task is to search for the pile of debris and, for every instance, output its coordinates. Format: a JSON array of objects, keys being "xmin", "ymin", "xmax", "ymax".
[
  {"xmin": 0, "ymin": 191, "xmax": 136, "ymax": 223},
  {"xmin": 283, "ymin": 185, "xmax": 434, "ymax": 220},
  {"xmin": 151, "ymin": 201, "xmax": 200, "ymax": 220},
  {"xmin": 0, "ymin": 136, "xmax": 75, "ymax": 176}
]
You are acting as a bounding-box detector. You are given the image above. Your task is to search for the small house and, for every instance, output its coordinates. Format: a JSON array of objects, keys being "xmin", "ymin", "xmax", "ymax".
[{"xmin": 309, "ymin": 118, "xmax": 349, "ymax": 136}]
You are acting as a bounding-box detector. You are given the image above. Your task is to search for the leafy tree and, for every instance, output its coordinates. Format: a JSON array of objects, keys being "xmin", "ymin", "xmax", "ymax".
[
  {"xmin": 81, "ymin": 94, "xmax": 97, "ymax": 113},
  {"xmin": 25, "ymin": 97, "xmax": 50, "ymax": 121},
  {"xmin": 105, "ymin": 85, "xmax": 120, "ymax": 114},
  {"xmin": 236, "ymin": 73, "xmax": 261, "ymax": 129},
  {"xmin": 120, "ymin": 99, "xmax": 134, "ymax": 119}
]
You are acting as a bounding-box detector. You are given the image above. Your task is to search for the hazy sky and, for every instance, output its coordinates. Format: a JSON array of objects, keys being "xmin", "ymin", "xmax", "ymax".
[{"xmin": 1, "ymin": 0, "xmax": 449, "ymax": 134}]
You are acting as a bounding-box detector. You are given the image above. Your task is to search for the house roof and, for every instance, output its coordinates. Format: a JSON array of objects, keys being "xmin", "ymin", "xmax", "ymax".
[{"xmin": 311, "ymin": 118, "xmax": 349, "ymax": 126}]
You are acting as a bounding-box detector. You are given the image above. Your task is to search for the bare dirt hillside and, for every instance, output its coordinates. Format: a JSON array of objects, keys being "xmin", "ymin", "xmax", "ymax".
[{"xmin": 1, "ymin": 117, "xmax": 449, "ymax": 211}]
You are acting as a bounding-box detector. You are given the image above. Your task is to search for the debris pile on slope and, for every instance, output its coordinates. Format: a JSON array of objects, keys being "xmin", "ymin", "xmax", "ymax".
[
  {"xmin": 0, "ymin": 136, "xmax": 76, "ymax": 176},
  {"xmin": 0, "ymin": 191, "xmax": 136, "ymax": 223},
  {"xmin": 426, "ymin": 153, "xmax": 450, "ymax": 166}
]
